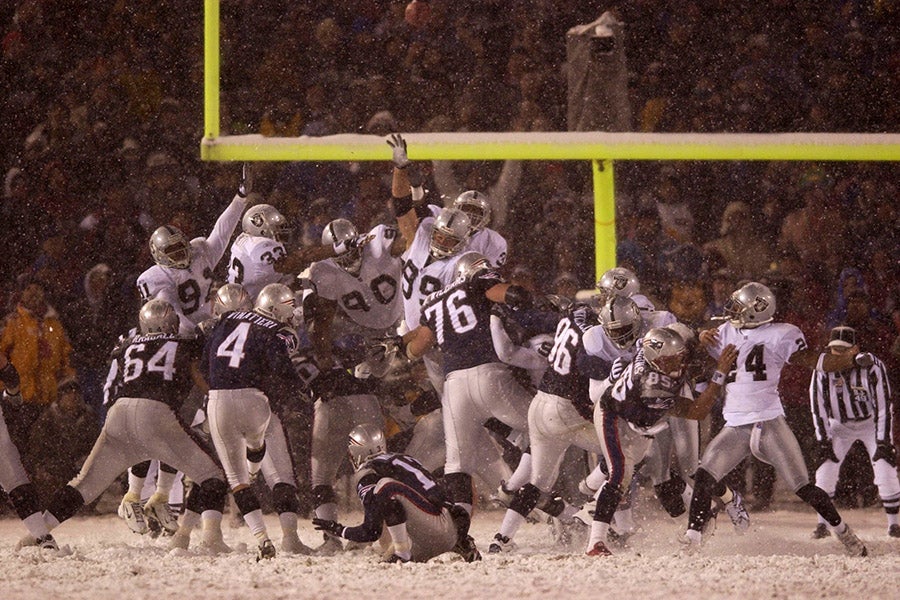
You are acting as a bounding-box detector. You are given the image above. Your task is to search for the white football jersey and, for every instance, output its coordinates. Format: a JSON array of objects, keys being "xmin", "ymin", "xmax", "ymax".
[
  {"xmin": 307, "ymin": 224, "xmax": 403, "ymax": 331},
  {"xmin": 227, "ymin": 232, "xmax": 290, "ymax": 299},
  {"xmin": 137, "ymin": 195, "xmax": 245, "ymax": 335},
  {"xmin": 708, "ymin": 321, "xmax": 808, "ymax": 427},
  {"xmin": 401, "ymin": 217, "xmax": 464, "ymax": 329},
  {"xmin": 426, "ymin": 203, "xmax": 508, "ymax": 267}
]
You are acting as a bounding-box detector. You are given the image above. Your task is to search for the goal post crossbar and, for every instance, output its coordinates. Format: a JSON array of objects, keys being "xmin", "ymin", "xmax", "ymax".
[{"xmin": 202, "ymin": 0, "xmax": 899, "ymax": 280}]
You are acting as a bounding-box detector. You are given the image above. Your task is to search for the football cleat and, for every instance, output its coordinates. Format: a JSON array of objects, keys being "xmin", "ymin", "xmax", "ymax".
[
  {"xmin": 117, "ymin": 493, "xmax": 150, "ymax": 535},
  {"xmin": 315, "ymin": 534, "xmax": 344, "ymax": 556},
  {"xmin": 572, "ymin": 500, "xmax": 596, "ymax": 526},
  {"xmin": 488, "ymin": 533, "xmax": 516, "ymax": 554},
  {"xmin": 256, "ymin": 539, "xmax": 277, "ymax": 561},
  {"xmin": 586, "ymin": 541, "xmax": 612, "ymax": 556},
  {"xmin": 453, "ymin": 534, "xmax": 482, "ymax": 562},
  {"xmin": 889, "ymin": 524, "xmax": 900, "ymax": 538},
  {"xmin": 678, "ymin": 529, "xmax": 703, "ymax": 555},
  {"xmin": 835, "ymin": 525, "xmax": 868, "ymax": 557},
  {"xmin": 382, "ymin": 553, "xmax": 411, "ymax": 564},
  {"xmin": 36, "ymin": 534, "xmax": 58, "ymax": 551},
  {"xmin": 144, "ymin": 493, "xmax": 179, "ymax": 536},
  {"xmin": 281, "ymin": 532, "xmax": 314, "ymax": 555},
  {"xmin": 724, "ymin": 491, "xmax": 750, "ymax": 533},
  {"xmin": 811, "ymin": 523, "xmax": 831, "ymax": 539}
]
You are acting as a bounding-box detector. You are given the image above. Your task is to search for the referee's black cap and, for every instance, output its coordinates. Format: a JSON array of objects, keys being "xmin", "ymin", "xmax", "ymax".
[{"xmin": 828, "ymin": 326, "xmax": 856, "ymax": 348}]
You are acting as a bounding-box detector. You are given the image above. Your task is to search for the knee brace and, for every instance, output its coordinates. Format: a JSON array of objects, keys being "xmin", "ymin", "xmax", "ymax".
[
  {"xmin": 687, "ymin": 468, "xmax": 716, "ymax": 531},
  {"xmin": 8, "ymin": 482, "xmax": 42, "ymax": 520},
  {"xmin": 46, "ymin": 485, "xmax": 85, "ymax": 524},
  {"xmin": 232, "ymin": 487, "xmax": 261, "ymax": 517},
  {"xmin": 510, "ymin": 483, "xmax": 542, "ymax": 518},
  {"xmin": 272, "ymin": 482, "xmax": 300, "ymax": 515},
  {"xmin": 246, "ymin": 443, "xmax": 267, "ymax": 465},
  {"xmin": 442, "ymin": 472, "xmax": 473, "ymax": 506},
  {"xmin": 198, "ymin": 478, "xmax": 228, "ymax": 514},
  {"xmin": 796, "ymin": 483, "xmax": 841, "ymax": 527},
  {"xmin": 312, "ymin": 484, "xmax": 336, "ymax": 508},
  {"xmin": 654, "ymin": 475, "xmax": 687, "ymax": 518}
]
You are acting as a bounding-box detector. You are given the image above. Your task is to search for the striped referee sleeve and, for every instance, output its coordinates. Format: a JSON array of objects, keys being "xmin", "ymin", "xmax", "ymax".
[
  {"xmin": 870, "ymin": 357, "xmax": 892, "ymax": 442},
  {"xmin": 809, "ymin": 368, "xmax": 831, "ymax": 441}
]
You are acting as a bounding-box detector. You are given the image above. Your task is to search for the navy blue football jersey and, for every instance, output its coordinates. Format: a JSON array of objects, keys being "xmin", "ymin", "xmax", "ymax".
[
  {"xmin": 107, "ymin": 333, "xmax": 201, "ymax": 411},
  {"xmin": 419, "ymin": 269, "xmax": 502, "ymax": 375},
  {"xmin": 202, "ymin": 310, "xmax": 304, "ymax": 403},
  {"xmin": 538, "ymin": 304, "xmax": 599, "ymax": 421}
]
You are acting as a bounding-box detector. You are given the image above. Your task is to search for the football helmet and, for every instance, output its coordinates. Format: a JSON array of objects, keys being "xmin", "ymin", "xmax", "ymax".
[
  {"xmin": 595, "ymin": 267, "xmax": 640, "ymax": 304},
  {"xmin": 455, "ymin": 251, "xmax": 492, "ymax": 282},
  {"xmin": 149, "ymin": 225, "xmax": 191, "ymax": 269},
  {"xmin": 642, "ymin": 327, "xmax": 687, "ymax": 378},
  {"xmin": 139, "ymin": 299, "xmax": 179, "ymax": 335},
  {"xmin": 242, "ymin": 203, "xmax": 292, "ymax": 243},
  {"xmin": 212, "ymin": 283, "xmax": 252, "ymax": 317},
  {"xmin": 429, "ymin": 207, "xmax": 471, "ymax": 259},
  {"xmin": 348, "ymin": 422, "xmax": 387, "ymax": 469},
  {"xmin": 254, "ymin": 283, "xmax": 297, "ymax": 325},
  {"xmin": 452, "ymin": 190, "xmax": 491, "ymax": 233},
  {"xmin": 322, "ymin": 218, "xmax": 363, "ymax": 276},
  {"xmin": 724, "ymin": 282, "xmax": 776, "ymax": 329},
  {"xmin": 599, "ymin": 296, "xmax": 643, "ymax": 349}
]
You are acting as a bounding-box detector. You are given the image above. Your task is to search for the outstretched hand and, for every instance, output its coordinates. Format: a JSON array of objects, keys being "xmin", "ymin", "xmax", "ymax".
[
  {"xmin": 312, "ymin": 518, "xmax": 344, "ymax": 538},
  {"xmin": 238, "ymin": 163, "xmax": 252, "ymax": 198},
  {"xmin": 387, "ymin": 134, "xmax": 411, "ymax": 169}
]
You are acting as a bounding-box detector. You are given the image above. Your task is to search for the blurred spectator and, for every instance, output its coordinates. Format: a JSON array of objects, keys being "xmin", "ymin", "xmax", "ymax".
[
  {"xmin": 703, "ymin": 201, "xmax": 775, "ymax": 281},
  {"xmin": 0, "ymin": 282, "xmax": 75, "ymax": 450}
]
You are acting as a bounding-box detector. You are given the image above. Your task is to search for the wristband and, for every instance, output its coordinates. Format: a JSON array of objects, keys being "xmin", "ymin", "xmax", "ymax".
[{"xmin": 710, "ymin": 370, "xmax": 726, "ymax": 386}]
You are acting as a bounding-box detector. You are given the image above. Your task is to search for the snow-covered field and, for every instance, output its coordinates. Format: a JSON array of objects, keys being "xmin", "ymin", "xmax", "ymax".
[{"xmin": 2, "ymin": 498, "xmax": 898, "ymax": 600}]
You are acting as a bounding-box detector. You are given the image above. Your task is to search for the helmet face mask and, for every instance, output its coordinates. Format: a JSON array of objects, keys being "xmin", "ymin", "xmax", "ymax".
[
  {"xmin": 150, "ymin": 226, "xmax": 191, "ymax": 269},
  {"xmin": 212, "ymin": 283, "xmax": 252, "ymax": 317},
  {"xmin": 642, "ymin": 327, "xmax": 687, "ymax": 378},
  {"xmin": 348, "ymin": 423, "xmax": 386, "ymax": 469},
  {"xmin": 243, "ymin": 204, "xmax": 292, "ymax": 243},
  {"xmin": 452, "ymin": 190, "xmax": 491, "ymax": 233},
  {"xmin": 139, "ymin": 299, "xmax": 179, "ymax": 335},
  {"xmin": 600, "ymin": 296, "xmax": 643, "ymax": 349},
  {"xmin": 254, "ymin": 283, "xmax": 297, "ymax": 325},
  {"xmin": 322, "ymin": 218, "xmax": 362, "ymax": 275},
  {"xmin": 725, "ymin": 282, "xmax": 776, "ymax": 329},
  {"xmin": 429, "ymin": 208, "xmax": 471, "ymax": 260}
]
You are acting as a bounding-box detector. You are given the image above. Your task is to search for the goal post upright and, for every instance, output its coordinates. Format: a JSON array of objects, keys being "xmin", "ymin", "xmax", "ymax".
[{"xmin": 201, "ymin": 0, "xmax": 900, "ymax": 280}]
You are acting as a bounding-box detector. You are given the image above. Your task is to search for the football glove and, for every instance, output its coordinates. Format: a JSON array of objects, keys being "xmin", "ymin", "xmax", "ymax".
[
  {"xmin": 854, "ymin": 352, "xmax": 874, "ymax": 368},
  {"xmin": 387, "ymin": 134, "xmax": 411, "ymax": 169},
  {"xmin": 873, "ymin": 441, "xmax": 897, "ymax": 467},
  {"xmin": 237, "ymin": 162, "xmax": 252, "ymax": 198},
  {"xmin": 312, "ymin": 518, "xmax": 344, "ymax": 538}
]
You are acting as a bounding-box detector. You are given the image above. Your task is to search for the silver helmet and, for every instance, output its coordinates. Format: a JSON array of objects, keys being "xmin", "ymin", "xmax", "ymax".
[
  {"xmin": 455, "ymin": 251, "xmax": 492, "ymax": 282},
  {"xmin": 595, "ymin": 267, "xmax": 640, "ymax": 304},
  {"xmin": 322, "ymin": 218, "xmax": 362, "ymax": 275},
  {"xmin": 724, "ymin": 282, "xmax": 776, "ymax": 329},
  {"xmin": 139, "ymin": 299, "xmax": 179, "ymax": 335},
  {"xmin": 600, "ymin": 296, "xmax": 643, "ymax": 349},
  {"xmin": 452, "ymin": 190, "xmax": 491, "ymax": 233},
  {"xmin": 212, "ymin": 283, "xmax": 252, "ymax": 317},
  {"xmin": 242, "ymin": 203, "xmax": 292, "ymax": 243},
  {"xmin": 149, "ymin": 225, "xmax": 191, "ymax": 269},
  {"xmin": 348, "ymin": 422, "xmax": 386, "ymax": 469},
  {"xmin": 429, "ymin": 207, "xmax": 471, "ymax": 259},
  {"xmin": 642, "ymin": 327, "xmax": 688, "ymax": 378},
  {"xmin": 254, "ymin": 283, "xmax": 296, "ymax": 325}
]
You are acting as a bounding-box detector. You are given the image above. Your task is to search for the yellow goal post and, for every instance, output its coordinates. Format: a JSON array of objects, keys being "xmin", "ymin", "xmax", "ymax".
[{"xmin": 202, "ymin": 0, "xmax": 900, "ymax": 281}]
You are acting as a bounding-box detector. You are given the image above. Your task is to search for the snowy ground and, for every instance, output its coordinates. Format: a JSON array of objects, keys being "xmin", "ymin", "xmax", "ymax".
[{"xmin": 2, "ymin": 496, "xmax": 898, "ymax": 600}]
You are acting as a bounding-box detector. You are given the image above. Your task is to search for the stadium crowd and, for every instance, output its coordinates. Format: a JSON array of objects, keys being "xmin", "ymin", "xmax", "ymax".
[{"xmin": 0, "ymin": 0, "xmax": 897, "ymax": 519}]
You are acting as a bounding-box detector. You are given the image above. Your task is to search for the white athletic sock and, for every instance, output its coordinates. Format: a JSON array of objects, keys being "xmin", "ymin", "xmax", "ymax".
[
  {"xmin": 43, "ymin": 511, "xmax": 61, "ymax": 531},
  {"xmin": 127, "ymin": 471, "xmax": 145, "ymax": 498},
  {"xmin": 499, "ymin": 508, "xmax": 526, "ymax": 540},
  {"xmin": 612, "ymin": 507, "xmax": 635, "ymax": 534},
  {"xmin": 505, "ymin": 453, "xmax": 532, "ymax": 492},
  {"xmin": 242, "ymin": 509, "xmax": 269, "ymax": 542},
  {"xmin": 279, "ymin": 511, "xmax": 298, "ymax": 535},
  {"xmin": 887, "ymin": 513, "xmax": 899, "ymax": 527},
  {"xmin": 387, "ymin": 523, "xmax": 411, "ymax": 560},
  {"xmin": 180, "ymin": 509, "xmax": 202, "ymax": 532},
  {"xmin": 23, "ymin": 512, "xmax": 50, "ymax": 538},
  {"xmin": 155, "ymin": 469, "xmax": 177, "ymax": 496},
  {"xmin": 583, "ymin": 466, "xmax": 607, "ymax": 495},
  {"xmin": 587, "ymin": 520, "xmax": 609, "ymax": 549}
]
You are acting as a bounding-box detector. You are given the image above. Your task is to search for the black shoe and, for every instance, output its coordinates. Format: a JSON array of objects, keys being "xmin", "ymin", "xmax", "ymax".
[
  {"xmin": 383, "ymin": 553, "xmax": 410, "ymax": 563},
  {"xmin": 36, "ymin": 534, "xmax": 58, "ymax": 551},
  {"xmin": 453, "ymin": 535, "xmax": 482, "ymax": 562},
  {"xmin": 888, "ymin": 524, "xmax": 900, "ymax": 538},
  {"xmin": 811, "ymin": 523, "xmax": 830, "ymax": 539},
  {"xmin": 256, "ymin": 539, "xmax": 276, "ymax": 561}
]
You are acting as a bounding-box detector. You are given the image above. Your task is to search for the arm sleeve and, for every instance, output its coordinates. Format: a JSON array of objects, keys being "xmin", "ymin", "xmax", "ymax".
[
  {"xmin": 204, "ymin": 194, "xmax": 247, "ymax": 266},
  {"xmin": 340, "ymin": 474, "xmax": 387, "ymax": 543},
  {"xmin": 870, "ymin": 358, "xmax": 892, "ymax": 443},
  {"xmin": 490, "ymin": 315, "xmax": 547, "ymax": 371},
  {"xmin": 809, "ymin": 369, "xmax": 830, "ymax": 441}
]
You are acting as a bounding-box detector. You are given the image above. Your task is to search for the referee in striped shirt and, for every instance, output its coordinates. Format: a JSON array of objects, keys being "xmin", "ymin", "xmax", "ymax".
[{"xmin": 809, "ymin": 325, "xmax": 900, "ymax": 538}]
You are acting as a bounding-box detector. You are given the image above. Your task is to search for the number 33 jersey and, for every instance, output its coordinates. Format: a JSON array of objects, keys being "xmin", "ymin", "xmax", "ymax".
[
  {"xmin": 707, "ymin": 321, "xmax": 807, "ymax": 427},
  {"xmin": 227, "ymin": 232, "xmax": 289, "ymax": 300},
  {"xmin": 307, "ymin": 224, "xmax": 403, "ymax": 331}
]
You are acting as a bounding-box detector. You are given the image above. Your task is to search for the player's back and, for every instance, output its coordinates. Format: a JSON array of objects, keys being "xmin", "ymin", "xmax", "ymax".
[
  {"xmin": 203, "ymin": 310, "xmax": 295, "ymax": 395},
  {"xmin": 111, "ymin": 332, "xmax": 200, "ymax": 411},
  {"xmin": 360, "ymin": 452, "xmax": 446, "ymax": 506}
]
